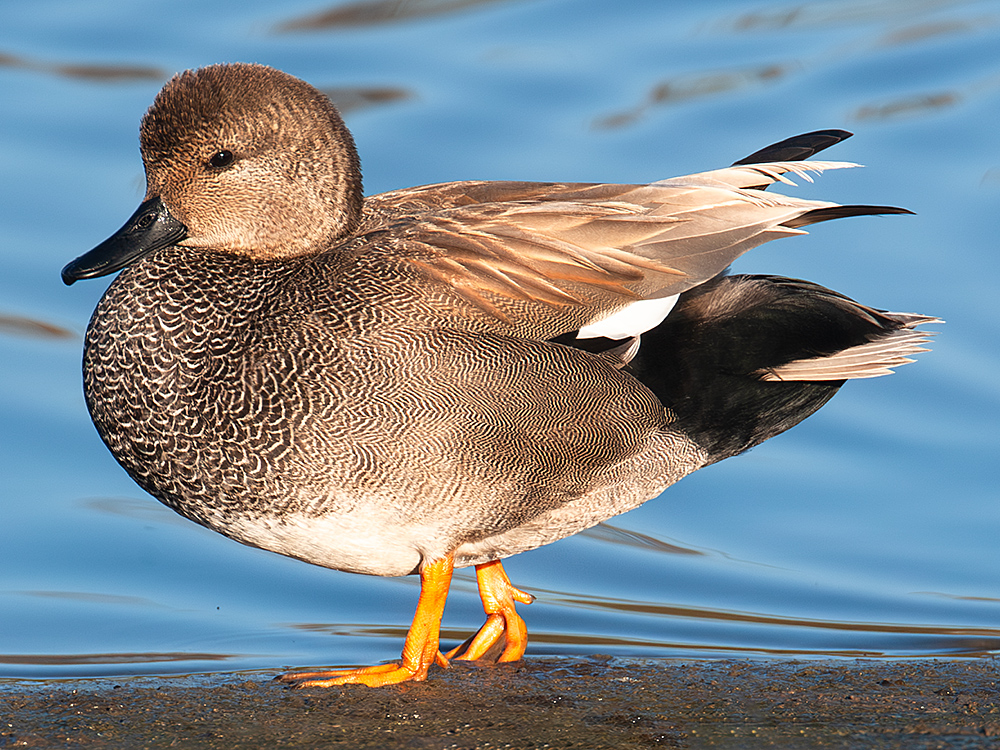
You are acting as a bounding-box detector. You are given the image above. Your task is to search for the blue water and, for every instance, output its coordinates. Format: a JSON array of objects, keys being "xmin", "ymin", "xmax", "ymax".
[{"xmin": 2, "ymin": 0, "xmax": 999, "ymax": 679}]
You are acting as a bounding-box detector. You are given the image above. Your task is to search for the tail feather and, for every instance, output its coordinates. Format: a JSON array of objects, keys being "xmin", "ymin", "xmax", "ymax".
[
  {"xmin": 784, "ymin": 204, "xmax": 914, "ymax": 228},
  {"xmin": 757, "ymin": 325, "xmax": 938, "ymax": 381},
  {"xmin": 732, "ymin": 129, "xmax": 854, "ymax": 167},
  {"xmin": 627, "ymin": 274, "xmax": 938, "ymax": 462},
  {"xmin": 728, "ymin": 130, "xmax": 914, "ymax": 225}
]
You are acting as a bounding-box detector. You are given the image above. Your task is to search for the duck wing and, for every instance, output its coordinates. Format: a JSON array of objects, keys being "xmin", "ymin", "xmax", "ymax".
[{"xmin": 365, "ymin": 161, "xmax": 908, "ymax": 340}]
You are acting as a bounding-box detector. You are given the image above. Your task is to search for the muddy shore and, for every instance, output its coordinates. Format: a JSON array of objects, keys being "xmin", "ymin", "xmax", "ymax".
[{"xmin": 3, "ymin": 657, "xmax": 999, "ymax": 748}]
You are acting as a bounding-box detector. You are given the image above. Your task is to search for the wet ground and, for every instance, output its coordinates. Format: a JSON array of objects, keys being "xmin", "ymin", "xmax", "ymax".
[{"xmin": 3, "ymin": 657, "xmax": 999, "ymax": 748}]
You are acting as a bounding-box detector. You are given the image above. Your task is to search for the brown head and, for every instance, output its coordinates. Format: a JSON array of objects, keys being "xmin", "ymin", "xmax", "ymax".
[
  {"xmin": 63, "ymin": 63, "xmax": 363, "ymax": 283},
  {"xmin": 142, "ymin": 63, "xmax": 363, "ymax": 257}
]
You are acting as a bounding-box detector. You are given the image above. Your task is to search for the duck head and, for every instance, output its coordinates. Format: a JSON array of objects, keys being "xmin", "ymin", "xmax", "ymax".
[{"xmin": 63, "ymin": 63, "xmax": 363, "ymax": 284}]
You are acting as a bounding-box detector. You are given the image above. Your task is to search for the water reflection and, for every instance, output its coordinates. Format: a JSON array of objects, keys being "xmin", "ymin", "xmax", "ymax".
[
  {"xmin": 877, "ymin": 17, "xmax": 995, "ymax": 46},
  {"xmin": 524, "ymin": 633, "xmax": 1000, "ymax": 658},
  {"xmin": 579, "ymin": 523, "xmax": 704, "ymax": 557},
  {"xmin": 0, "ymin": 51, "xmax": 164, "ymax": 82},
  {"xmin": 853, "ymin": 92, "xmax": 961, "ymax": 121},
  {"xmin": 593, "ymin": 64, "xmax": 796, "ymax": 130},
  {"xmin": 723, "ymin": 0, "xmax": 970, "ymax": 32},
  {"xmin": 919, "ymin": 592, "xmax": 1000, "ymax": 604},
  {"xmin": 14, "ymin": 591, "xmax": 166, "ymax": 609},
  {"xmin": 539, "ymin": 587, "xmax": 1000, "ymax": 640},
  {"xmin": 81, "ymin": 496, "xmax": 194, "ymax": 528},
  {"xmin": 0, "ymin": 313, "xmax": 73, "ymax": 340},
  {"xmin": 286, "ymin": 618, "xmax": 1000, "ymax": 659},
  {"xmin": 282, "ymin": 583, "xmax": 1000, "ymax": 660},
  {"xmin": 321, "ymin": 86, "xmax": 413, "ymax": 114},
  {"xmin": 274, "ymin": 0, "xmax": 515, "ymax": 32},
  {"xmin": 601, "ymin": 0, "xmax": 1000, "ymax": 135},
  {"xmin": 0, "ymin": 652, "xmax": 235, "ymax": 666}
]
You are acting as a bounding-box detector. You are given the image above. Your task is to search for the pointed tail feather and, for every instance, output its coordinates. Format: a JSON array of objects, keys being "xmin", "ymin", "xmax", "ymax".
[
  {"xmin": 758, "ymin": 314, "xmax": 941, "ymax": 381},
  {"xmin": 732, "ymin": 129, "xmax": 854, "ymax": 167},
  {"xmin": 783, "ymin": 204, "xmax": 914, "ymax": 228}
]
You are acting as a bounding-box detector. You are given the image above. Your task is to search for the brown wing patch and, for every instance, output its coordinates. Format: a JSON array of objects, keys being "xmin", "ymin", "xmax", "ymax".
[
  {"xmin": 362, "ymin": 165, "xmax": 895, "ymax": 332},
  {"xmin": 393, "ymin": 202, "xmax": 687, "ymax": 320}
]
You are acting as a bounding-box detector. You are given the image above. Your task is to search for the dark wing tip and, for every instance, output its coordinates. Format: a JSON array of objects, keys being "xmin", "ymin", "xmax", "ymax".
[
  {"xmin": 732, "ymin": 129, "xmax": 854, "ymax": 167},
  {"xmin": 783, "ymin": 204, "xmax": 914, "ymax": 229}
]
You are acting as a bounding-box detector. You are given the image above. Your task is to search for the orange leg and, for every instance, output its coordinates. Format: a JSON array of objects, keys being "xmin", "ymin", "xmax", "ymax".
[
  {"xmin": 277, "ymin": 555, "xmax": 454, "ymax": 688},
  {"xmin": 446, "ymin": 559, "xmax": 534, "ymax": 663}
]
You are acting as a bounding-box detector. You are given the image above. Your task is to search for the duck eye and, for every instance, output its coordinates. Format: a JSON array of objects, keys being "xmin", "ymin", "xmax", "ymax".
[{"xmin": 208, "ymin": 150, "xmax": 235, "ymax": 169}]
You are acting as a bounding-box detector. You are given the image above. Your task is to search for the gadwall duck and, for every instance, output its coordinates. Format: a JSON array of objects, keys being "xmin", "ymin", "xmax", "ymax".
[{"xmin": 63, "ymin": 63, "xmax": 937, "ymax": 687}]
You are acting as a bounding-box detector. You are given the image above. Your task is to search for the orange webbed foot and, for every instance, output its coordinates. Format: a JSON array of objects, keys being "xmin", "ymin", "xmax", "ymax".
[
  {"xmin": 276, "ymin": 655, "xmax": 449, "ymax": 688},
  {"xmin": 446, "ymin": 560, "xmax": 533, "ymax": 663},
  {"xmin": 276, "ymin": 556, "xmax": 454, "ymax": 688}
]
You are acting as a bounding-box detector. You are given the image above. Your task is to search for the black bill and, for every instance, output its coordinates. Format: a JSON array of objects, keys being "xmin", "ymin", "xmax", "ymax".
[{"xmin": 62, "ymin": 196, "xmax": 188, "ymax": 285}]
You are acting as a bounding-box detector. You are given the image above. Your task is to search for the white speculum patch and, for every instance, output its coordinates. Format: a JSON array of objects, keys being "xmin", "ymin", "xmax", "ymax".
[{"xmin": 576, "ymin": 294, "xmax": 679, "ymax": 340}]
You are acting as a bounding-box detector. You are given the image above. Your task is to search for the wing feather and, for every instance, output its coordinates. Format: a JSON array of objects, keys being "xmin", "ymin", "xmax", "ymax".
[{"xmin": 365, "ymin": 160, "xmax": 903, "ymax": 338}]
